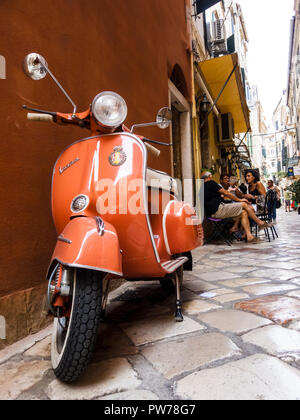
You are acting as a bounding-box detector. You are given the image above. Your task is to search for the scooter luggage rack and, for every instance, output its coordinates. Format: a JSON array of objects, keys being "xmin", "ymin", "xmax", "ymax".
[{"xmin": 160, "ymin": 256, "xmax": 188, "ymax": 273}]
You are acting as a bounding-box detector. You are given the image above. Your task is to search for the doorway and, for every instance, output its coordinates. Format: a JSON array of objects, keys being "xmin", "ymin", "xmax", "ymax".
[
  {"xmin": 171, "ymin": 105, "xmax": 183, "ymax": 181},
  {"xmin": 168, "ymin": 80, "xmax": 193, "ymax": 206}
]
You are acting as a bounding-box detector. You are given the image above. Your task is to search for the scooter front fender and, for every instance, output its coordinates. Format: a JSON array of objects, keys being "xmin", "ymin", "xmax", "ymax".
[{"xmin": 47, "ymin": 217, "xmax": 123, "ymax": 278}]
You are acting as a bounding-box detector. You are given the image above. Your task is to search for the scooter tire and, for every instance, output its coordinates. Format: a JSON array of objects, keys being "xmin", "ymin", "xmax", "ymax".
[{"xmin": 51, "ymin": 268, "xmax": 103, "ymax": 383}]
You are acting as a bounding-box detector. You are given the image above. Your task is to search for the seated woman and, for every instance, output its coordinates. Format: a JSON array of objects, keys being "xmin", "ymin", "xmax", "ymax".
[
  {"xmin": 219, "ymin": 174, "xmax": 241, "ymax": 236},
  {"xmin": 227, "ymin": 177, "xmax": 243, "ymax": 236},
  {"xmin": 244, "ymin": 169, "xmax": 266, "ymax": 214}
]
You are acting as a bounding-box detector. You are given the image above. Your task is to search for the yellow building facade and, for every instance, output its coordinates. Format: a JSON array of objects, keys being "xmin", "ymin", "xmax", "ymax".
[{"xmin": 190, "ymin": 2, "xmax": 251, "ymax": 185}]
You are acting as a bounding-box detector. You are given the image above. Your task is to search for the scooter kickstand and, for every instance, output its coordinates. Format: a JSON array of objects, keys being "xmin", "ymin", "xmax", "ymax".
[
  {"xmin": 175, "ymin": 299, "xmax": 183, "ymax": 322},
  {"xmin": 175, "ymin": 273, "xmax": 183, "ymax": 322}
]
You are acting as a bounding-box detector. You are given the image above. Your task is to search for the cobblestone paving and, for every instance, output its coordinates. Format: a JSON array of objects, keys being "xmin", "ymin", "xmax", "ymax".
[{"xmin": 1, "ymin": 209, "xmax": 300, "ymax": 400}]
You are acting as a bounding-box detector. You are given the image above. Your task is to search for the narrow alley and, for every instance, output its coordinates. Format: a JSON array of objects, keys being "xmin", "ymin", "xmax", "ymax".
[{"xmin": 1, "ymin": 208, "xmax": 300, "ymax": 400}]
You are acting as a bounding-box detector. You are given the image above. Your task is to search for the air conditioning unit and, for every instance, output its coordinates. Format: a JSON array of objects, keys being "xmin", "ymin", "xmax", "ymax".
[
  {"xmin": 212, "ymin": 19, "xmax": 226, "ymax": 42},
  {"xmin": 218, "ymin": 113, "xmax": 235, "ymax": 142},
  {"xmin": 211, "ymin": 19, "xmax": 228, "ymax": 56}
]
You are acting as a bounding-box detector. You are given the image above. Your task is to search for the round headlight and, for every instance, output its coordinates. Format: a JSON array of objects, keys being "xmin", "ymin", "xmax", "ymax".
[
  {"xmin": 92, "ymin": 91, "xmax": 127, "ymax": 128},
  {"xmin": 71, "ymin": 195, "xmax": 89, "ymax": 213}
]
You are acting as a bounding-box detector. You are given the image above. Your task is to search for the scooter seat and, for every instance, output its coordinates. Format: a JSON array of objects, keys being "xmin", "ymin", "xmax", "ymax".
[{"xmin": 146, "ymin": 168, "xmax": 178, "ymax": 196}]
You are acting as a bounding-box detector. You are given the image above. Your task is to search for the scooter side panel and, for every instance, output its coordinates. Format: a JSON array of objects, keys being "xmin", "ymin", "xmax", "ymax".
[
  {"xmin": 94, "ymin": 134, "xmax": 166, "ymax": 278},
  {"xmin": 50, "ymin": 217, "xmax": 122, "ymax": 276},
  {"xmin": 147, "ymin": 188, "xmax": 173, "ymax": 262},
  {"xmin": 51, "ymin": 134, "xmax": 166, "ymax": 279},
  {"xmin": 163, "ymin": 201, "xmax": 203, "ymax": 255}
]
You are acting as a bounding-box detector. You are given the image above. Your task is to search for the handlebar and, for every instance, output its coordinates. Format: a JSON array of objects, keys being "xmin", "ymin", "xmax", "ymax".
[
  {"xmin": 23, "ymin": 104, "xmax": 90, "ymax": 128},
  {"xmin": 144, "ymin": 142, "xmax": 160, "ymax": 158},
  {"xmin": 27, "ymin": 113, "xmax": 54, "ymax": 122},
  {"xmin": 25, "ymin": 111, "xmax": 160, "ymax": 158},
  {"xmin": 24, "ymin": 109, "xmax": 166, "ymax": 158}
]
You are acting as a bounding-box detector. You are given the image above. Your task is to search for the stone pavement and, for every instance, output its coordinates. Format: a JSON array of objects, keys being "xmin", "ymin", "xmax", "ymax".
[{"xmin": 1, "ymin": 208, "xmax": 300, "ymax": 400}]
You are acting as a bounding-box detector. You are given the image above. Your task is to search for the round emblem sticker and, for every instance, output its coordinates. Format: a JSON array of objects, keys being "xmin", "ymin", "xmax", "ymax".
[{"xmin": 109, "ymin": 146, "xmax": 127, "ymax": 166}]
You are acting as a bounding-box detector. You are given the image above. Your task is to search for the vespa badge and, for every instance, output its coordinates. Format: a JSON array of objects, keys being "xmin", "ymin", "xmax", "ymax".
[
  {"xmin": 59, "ymin": 157, "xmax": 80, "ymax": 175},
  {"xmin": 109, "ymin": 146, "xmax": 127, "ymax": 166}
]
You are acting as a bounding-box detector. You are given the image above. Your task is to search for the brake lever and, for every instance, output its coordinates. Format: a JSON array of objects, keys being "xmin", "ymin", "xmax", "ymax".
[
  {"xmin": 142, "ymin": 137, "xmax": 173, "ymax": 147},
  {"xmin": 22, "ymin": 105, "xmax": 56, "ymax": 116}
]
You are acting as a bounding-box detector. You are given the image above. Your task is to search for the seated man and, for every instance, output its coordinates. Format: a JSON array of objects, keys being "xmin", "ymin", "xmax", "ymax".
[
  {"xmin": 202, "ymin": 172, "xmax": 271, "ymax": 243},
  {"xmin": 219, "ymin": 174, "xmax": 233, "ymax": 203}
]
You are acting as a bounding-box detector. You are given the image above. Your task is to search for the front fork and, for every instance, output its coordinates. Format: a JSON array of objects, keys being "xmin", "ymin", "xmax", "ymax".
[
  {"xmin": 47, "ymin": 263, "xmax": 73, "ymax": 317},
  {"xmin": 46, "ymin": 264, "xmax": 110, "ymax": 319}
]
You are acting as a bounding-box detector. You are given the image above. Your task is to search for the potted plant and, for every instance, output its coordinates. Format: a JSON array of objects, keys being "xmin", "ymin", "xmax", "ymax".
[{"xmin": 288, "ymin": 179, "xmax": 300, "ymax": 214}]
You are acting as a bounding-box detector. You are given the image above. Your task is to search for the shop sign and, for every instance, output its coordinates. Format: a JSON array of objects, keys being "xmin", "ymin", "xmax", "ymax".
[{"xmin": 294, "ymin": 166, "xmax": 300, "ymax": 176}]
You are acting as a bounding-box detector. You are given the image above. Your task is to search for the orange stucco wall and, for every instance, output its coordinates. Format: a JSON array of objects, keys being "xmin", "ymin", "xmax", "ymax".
[{"xmin": 0, "ymin": 0, "xmax": 192, "ymax": 297}]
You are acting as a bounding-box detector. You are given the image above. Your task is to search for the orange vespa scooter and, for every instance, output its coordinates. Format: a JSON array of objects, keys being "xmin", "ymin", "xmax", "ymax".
[{"xmin": 22, "ymin": 53, "xmax": 203, "ymax": 382}]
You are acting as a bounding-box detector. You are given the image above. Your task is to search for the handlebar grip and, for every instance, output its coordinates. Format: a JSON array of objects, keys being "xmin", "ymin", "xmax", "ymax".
[
  {"xmin": 27, "ymin": 113, "xmax": 54, "ymax": 122},
  {"xmin": 144, "ymin": 142, "xmax": 161, "ymax": 158}
]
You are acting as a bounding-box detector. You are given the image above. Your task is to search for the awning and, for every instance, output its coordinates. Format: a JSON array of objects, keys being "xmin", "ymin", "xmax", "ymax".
[
  {"xmin": 195, "ymin": 0, "xmax": 221, "ymax": 15},
  {"xmin": 198, "ymin": 53, "xmax": 251, "ymax": 134}
]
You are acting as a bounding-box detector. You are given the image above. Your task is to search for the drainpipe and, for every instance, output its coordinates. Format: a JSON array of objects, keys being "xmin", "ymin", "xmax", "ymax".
[
  {"xmin": 287, "ymin": 16, "xmax": 295, "ymax": 105},
  {"xmin": 191, "ymin": 53, "xmax": 202, "ymax": 180}
]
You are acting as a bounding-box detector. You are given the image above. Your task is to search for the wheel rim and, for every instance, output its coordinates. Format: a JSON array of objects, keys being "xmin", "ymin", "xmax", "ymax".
[{"xmin": 56, "ymin": 317, "xmax": 69, "ymax": 355}]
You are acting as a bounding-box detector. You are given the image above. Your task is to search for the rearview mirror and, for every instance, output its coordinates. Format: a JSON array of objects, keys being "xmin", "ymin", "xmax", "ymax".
[
  {"xmin": 23, "ymin": 53, "xmax": 48, "ymax": 80},
  {"xmin": 156, "ymin": 107, "xmax": 172, "ymax": 129},
  {"xmin": 23, "ymin": 53, "xmax": 77, "ymax": 115}
]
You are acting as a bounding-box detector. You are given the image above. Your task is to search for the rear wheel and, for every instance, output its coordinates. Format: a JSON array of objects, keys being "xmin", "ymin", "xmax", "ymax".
[{"xmin": 51, "ymin": 268, "xmax": 103, "ymax": 383}]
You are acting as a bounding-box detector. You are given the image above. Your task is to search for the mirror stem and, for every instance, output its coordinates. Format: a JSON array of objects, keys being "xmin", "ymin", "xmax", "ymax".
[
  {"xmin": 130, "ymin": 121, "xmax": 170, "ymax": 133},
  {"xmin": 40, "ymin": 61, "xmax": 77, "ymax": 116}
]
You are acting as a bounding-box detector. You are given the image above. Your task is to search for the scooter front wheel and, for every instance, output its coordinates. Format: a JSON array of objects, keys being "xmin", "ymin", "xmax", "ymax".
[{"xmin": 51, "ymin": 268, "xmax": 103, "ymax": 383}]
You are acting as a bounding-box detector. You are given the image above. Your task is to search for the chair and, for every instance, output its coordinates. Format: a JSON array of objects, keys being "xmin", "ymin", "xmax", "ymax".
[
  {"xmin": 204, "ymin": 217, "xmax": 234, "ymax": 246},
  {"xmin": 254, "ymin": 191, "xmax": 278, "ymax": 242}
]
